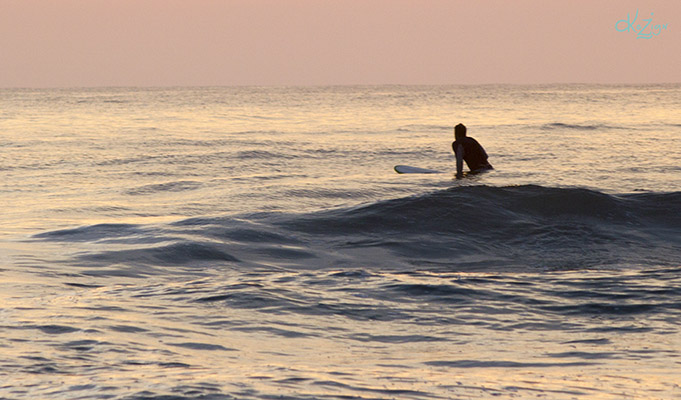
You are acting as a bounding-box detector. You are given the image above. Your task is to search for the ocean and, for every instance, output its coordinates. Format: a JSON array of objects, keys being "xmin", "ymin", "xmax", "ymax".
[{"xmin": 1, "ymin": 84, "xmax": 680, "ymax": 399}]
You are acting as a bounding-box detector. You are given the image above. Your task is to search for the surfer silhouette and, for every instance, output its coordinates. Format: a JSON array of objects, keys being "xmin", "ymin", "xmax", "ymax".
[{"xmin": 452, "ymin": 123, "xmax": 493, "ymax": 177}]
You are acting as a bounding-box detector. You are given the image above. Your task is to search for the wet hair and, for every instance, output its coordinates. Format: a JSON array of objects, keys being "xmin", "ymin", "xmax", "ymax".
[{"xmin": 454, "ymin": 123, "xmax": 467, "ymax": 140}]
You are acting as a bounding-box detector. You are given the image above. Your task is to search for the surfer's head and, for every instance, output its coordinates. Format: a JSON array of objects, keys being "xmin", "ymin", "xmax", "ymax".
[{"xmin": 454, "ymin": 123, "xmax": 467, "ymax": 140}]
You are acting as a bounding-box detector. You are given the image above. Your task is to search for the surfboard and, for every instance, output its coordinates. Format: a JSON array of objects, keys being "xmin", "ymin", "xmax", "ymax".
[{"xmin": 394, "ymin": 165, "xmax": 443, "ymax": 174}]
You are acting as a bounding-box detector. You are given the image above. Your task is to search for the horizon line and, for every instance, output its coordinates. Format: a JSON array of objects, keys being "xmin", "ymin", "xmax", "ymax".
[{"xmin": 2, "ymin": 81, "xmax": 680, "ymax": 90}]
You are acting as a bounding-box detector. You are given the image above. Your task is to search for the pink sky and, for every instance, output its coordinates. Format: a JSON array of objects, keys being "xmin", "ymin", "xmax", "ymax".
[{"xmin": 0, "ymin": 0, "xmax": 679, "ymax": 87}]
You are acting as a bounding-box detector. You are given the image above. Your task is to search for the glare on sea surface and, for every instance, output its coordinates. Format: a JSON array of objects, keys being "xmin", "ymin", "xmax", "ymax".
[
  {"xmin": 2, "ymin": 267, "xmax": 679, "ymax": 399},
  {"xmin": 2, "ymin": 86, "xmax": 680, "ymax": 399}
]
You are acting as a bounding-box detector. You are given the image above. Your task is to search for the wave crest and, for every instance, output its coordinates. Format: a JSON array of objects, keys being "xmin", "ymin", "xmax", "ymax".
[{"xmin": 33, "ymin": 186, "xmax": 681, "ymax": 273}]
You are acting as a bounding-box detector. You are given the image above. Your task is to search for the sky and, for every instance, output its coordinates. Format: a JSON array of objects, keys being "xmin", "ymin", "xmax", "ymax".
[{"xmin": 0, "ymin": 0, "xmax": 679, "ymax": 88}]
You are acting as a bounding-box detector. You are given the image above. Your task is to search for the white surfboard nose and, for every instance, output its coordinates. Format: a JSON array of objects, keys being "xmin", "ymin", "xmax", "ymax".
[{"xmin": 394, "ymin": 165, "xmax": 442, "ymax": 174}]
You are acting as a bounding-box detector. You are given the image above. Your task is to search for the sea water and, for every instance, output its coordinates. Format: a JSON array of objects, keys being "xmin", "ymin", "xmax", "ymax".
[{"xmin": 1, "ymin": 85, "xmax": 680, "ymax": 399}]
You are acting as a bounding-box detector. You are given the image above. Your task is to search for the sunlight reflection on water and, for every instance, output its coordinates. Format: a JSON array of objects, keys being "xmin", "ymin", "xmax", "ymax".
[{"xmin": 1, "ymin": 85, "xmax": 680, "ymax": 399}]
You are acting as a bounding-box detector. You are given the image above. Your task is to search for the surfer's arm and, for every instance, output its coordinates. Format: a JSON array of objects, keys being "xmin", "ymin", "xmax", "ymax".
[{"xmin": 455, "ymin": 144, "xmax": 464, "ymax": 176}]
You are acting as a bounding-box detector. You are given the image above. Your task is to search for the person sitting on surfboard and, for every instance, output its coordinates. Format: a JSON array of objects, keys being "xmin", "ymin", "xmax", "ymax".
[{"xmin": 452, "ymin": 123, "xmax": 493, "ymax": 177}]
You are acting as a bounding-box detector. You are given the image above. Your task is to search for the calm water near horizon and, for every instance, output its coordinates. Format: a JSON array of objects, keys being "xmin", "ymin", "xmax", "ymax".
[{"xmin": 1, "ymin": 84, "xmax": 680, "ymax": 399}]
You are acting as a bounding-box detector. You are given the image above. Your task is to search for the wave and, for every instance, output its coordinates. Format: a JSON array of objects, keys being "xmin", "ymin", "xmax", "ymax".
[
  {"xmin": 397, "ymin": 124, "xmax": 452, "ymax": 132},
  {"xmin": 126, "ymin": 180, "xmax": 203, "ymax": 196},
  {"xmin": 34, "ymin": 185, "xmax": 681, "ymax": 274},
  {"xmin": 541, "ymin": 123, "xmax": 627, "ymax": 131},
  {"xmin": 275, "ymin": 185, "xmax": 681, "ymax": 269},
  {"xmin": 235, "ymin": 150, "xmax": 296, "ymax": 160}
]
